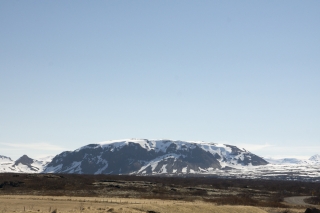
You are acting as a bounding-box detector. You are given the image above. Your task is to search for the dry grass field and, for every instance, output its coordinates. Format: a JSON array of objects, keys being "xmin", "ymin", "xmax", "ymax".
[
  {"xmin": 0, "ymin": 195, "xmax": 271, "ymax": 213},
  {"xmin": 0, "ymin": 173, "xmax": 318, "ymax": 213}
]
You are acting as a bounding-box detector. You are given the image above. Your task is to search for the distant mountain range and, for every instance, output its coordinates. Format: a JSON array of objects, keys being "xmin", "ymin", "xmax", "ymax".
[
  {"xmin": 0, "ymin": 154, "xmax": 53, "ymax": 173},
  {"xmin": 1, "ymin": 139, "xmax": 319, "ymax": 180},
  {"xmin": 264, "ymin": 154, "xmax": 320, "ymax": 165}
]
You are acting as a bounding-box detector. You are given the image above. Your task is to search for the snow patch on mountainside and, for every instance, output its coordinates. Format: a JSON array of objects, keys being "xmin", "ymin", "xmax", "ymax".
[
  {"xmin": 36, "ymin": 156, "xmax": 54, "ymax": 164},
  {"xmin": 0, "ymin": 155, "xmax": 15, "ymax": 172},
  {"xmin": 0, "ymin": 155, "xmax": 13, "ymax": 163},
  {"xmin": 136, "ymin": 153, "xmax": 182, "ymax": 174},
  {"xmin": 44, "ymin": 164, "xmax": 63, "ymax": 173},
  {"xmin": 94, "ymin": 160, "xmax": 109, "ymax": 175}
]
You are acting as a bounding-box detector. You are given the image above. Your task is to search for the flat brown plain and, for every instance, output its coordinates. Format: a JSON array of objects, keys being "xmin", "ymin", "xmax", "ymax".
[{"xmin": 0, "ymin": 195, "xmax": 269, "ymax": 213}]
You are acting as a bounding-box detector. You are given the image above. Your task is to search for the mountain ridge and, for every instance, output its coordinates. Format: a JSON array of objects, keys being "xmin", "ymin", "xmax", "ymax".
[
  {"xmin": 0, "ymin": 154, "xmax": 53, "ymax": 173},
  {"xmin": 43, "ymin": 139, "xmax": 268, "ymax": 175},
  {"xmin": 1, "ymin": 139, "xmax": 319, "ymax": 181},
  {"xmin": 264, "ymin": 154, "xmax": 320, "ymax": 165}
]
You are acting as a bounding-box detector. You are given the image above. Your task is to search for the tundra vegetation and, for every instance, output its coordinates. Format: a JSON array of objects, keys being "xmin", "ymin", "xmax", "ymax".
[{"xmin": 0, "ymin": 173, "xmax": 319, "ymax": 212}]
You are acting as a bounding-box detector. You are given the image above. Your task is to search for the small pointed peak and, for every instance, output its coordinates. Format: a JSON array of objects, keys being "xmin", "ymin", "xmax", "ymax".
[
  {"xmin": 17, "ymin": 154, "xmax": 32, "ymax": 160},
  {"xmin": 15, "ymin": 154, "xmax": 34, "ymax": 166}
]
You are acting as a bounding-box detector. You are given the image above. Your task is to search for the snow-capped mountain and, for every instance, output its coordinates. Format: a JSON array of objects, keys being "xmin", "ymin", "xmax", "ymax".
[
  {"xmin": 44, "ymin": 139, "xmax": 268, "ymax": 174},
  {"xmin": 265, "ymin": 155, "xmax": 320, "ymax": 165},
  {"xmin": 0, "ymin": 155, "xmax": 53, "ymax": 173},
  {"xmin": 309, "ymin": 154, "xmax": 320, "ymax": 163},
  {"xmin": 264, "ymin": 158, "xmax": 305, "ymax": 165},
  {"xmin": 0, "ymin": 155, "xmax": 14, "ymax": 172},
  {"xmin": 0, "ymin": 155, "xmax": 13, "ymax": 162},
  {"xmin": 1, "ymin": 140, "xmax": 319, "ymax": 181}
]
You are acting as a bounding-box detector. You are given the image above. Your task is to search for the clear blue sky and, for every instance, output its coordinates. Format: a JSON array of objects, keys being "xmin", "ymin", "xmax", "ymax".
[{"xmin": 1, "ymin": 1, "xmax": 319, "ymax": 160}]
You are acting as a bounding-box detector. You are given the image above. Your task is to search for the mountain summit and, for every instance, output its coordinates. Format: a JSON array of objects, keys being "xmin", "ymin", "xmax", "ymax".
[
  {"xmin": 309, "ymin": 154, "xmax": 320, "ymax": 162},
  {"xmin": 44, "ymin": 139, "xmax": 268, "ymax": 175},
  {"xmin": 14, "ymin": 155, "xmax": 34, "ymax": 166}
]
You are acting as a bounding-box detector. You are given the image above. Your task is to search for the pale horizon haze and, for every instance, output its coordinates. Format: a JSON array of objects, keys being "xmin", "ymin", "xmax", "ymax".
[{"xmin": 1, "ymin": 1, "xmax": 319, "ymax": 160}]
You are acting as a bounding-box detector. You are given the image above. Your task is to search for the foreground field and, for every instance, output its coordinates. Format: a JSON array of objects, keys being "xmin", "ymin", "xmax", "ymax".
[
  {"xmin": 0, "ymin": 195, "xmax": 272, "ymax": 213},
  {"xmin": 0, "ymin": 173, "xmax": 319, "ymax": 213}
]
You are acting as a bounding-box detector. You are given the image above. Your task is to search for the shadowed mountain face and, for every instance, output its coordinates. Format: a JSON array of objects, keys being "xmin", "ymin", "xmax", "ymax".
[
  {"xmin": 44, "ymin": 139, "xmax": 268, "ymax": 175},
  {"xmin": 14, "ymin": 155, "xmax": 34, "ymax": 166},
  {"xmin": 13, "ymin": 155, "xmax": 41, "ymax": 172}
]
